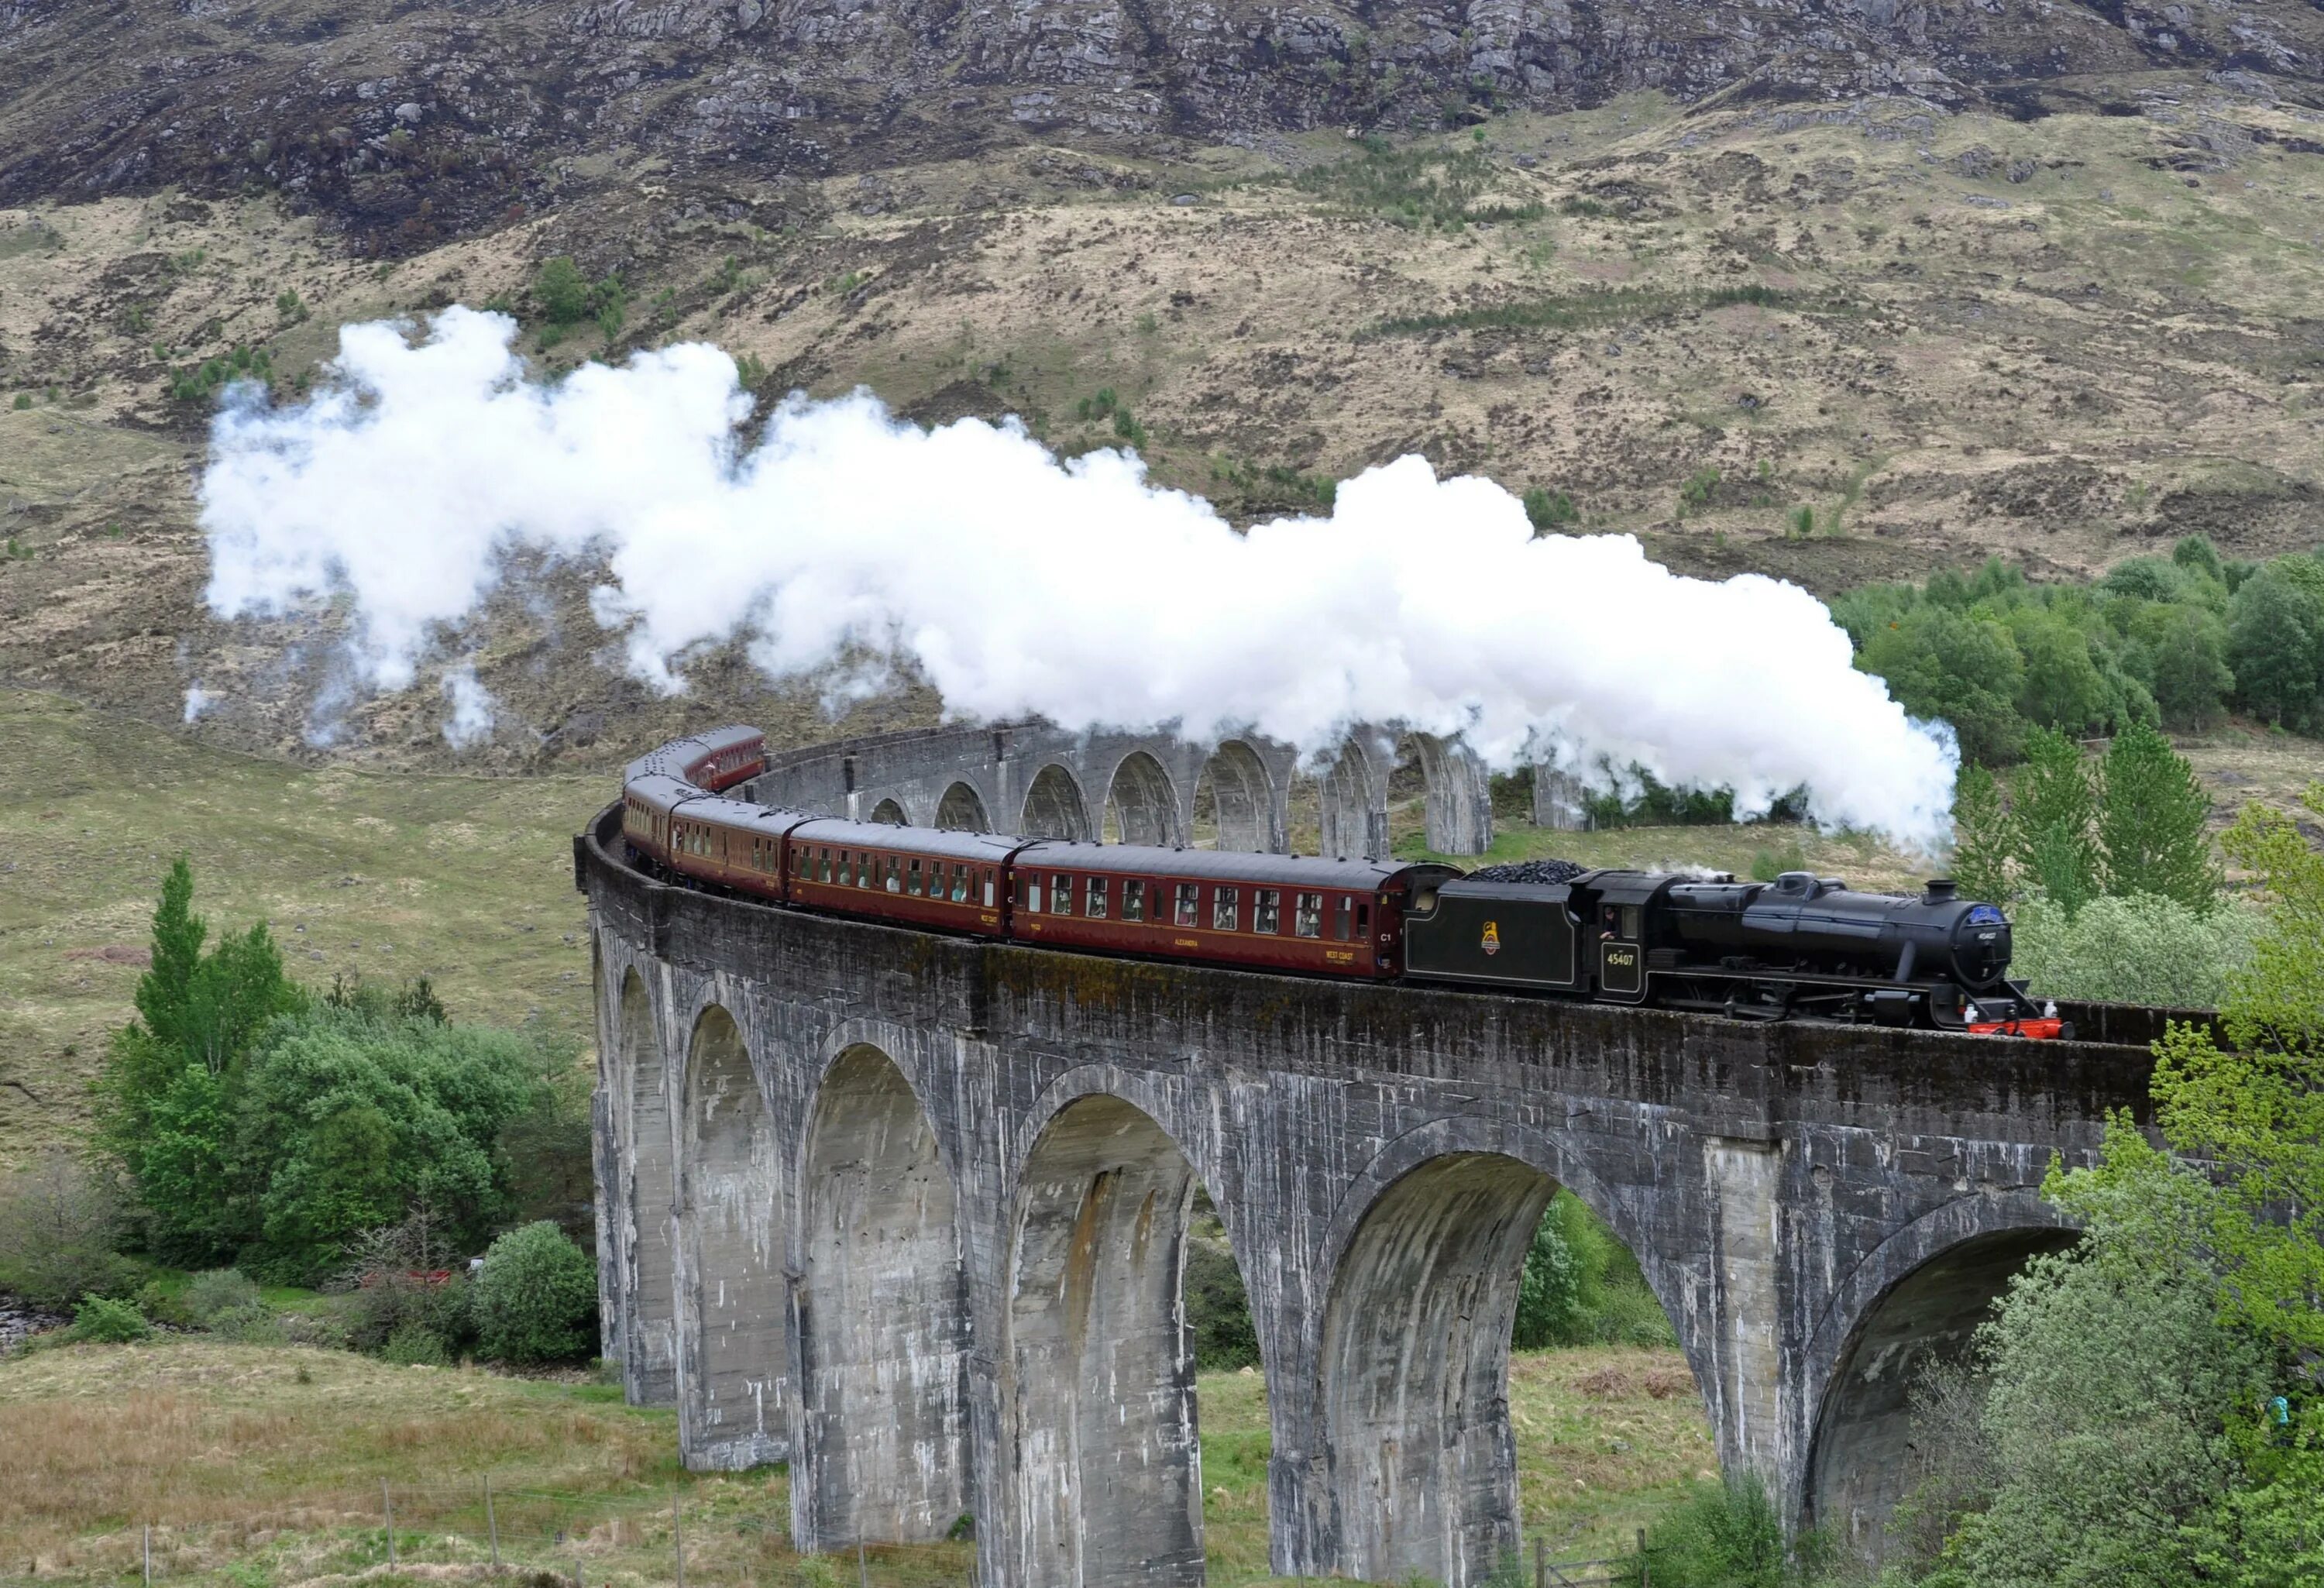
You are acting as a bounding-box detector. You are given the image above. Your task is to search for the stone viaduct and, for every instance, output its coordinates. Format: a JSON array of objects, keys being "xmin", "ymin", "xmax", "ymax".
[
  {"xmin": 750, "ymin": 719, "xmax": 1591, "ymax": 859},
  {"xmin": 582, "ymin": 725, "xmax": 2171, "ymax": 1587}
]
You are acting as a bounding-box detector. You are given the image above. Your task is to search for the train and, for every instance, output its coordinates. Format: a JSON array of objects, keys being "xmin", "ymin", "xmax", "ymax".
[{"xmin": 613, "ymin": 726, "xmax": 2067, "ymax": 1038}]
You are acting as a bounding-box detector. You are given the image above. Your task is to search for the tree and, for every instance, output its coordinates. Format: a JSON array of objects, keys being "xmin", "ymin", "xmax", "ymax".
[
  {"xmin": 2013, "ymin": 728, "xmax": 2099, "ymax": 916},
  {"xmin": 1512, "ymin": 1190, "xmax": 1613, "ymax": 1349},
  {"xmin": 0, "ymin": 1153, "xmax": 139, "ymax": 1307},
  {"xmin": 531, "ymin": 256, "xmax": 591, "ymax": 326},
  {"xmin": 1948, "ymin": 761, "xmax": 2013, "ymax": 904},
  {"xmin": 2009, "ymin": 607, "xmax": 2111, "ymax": 734},
  {"xmin": 2098, "ymin": 718, "xmax": 2220, "ymax": 911},
  {"xmin": 2228, "ymin": 570, "xmax": 2324, "ymax": 730},
  {"xmin": 2142, "ymin": 605, "xmax": 2234, "ymax": 730},
  {"xmin": 474, "ymin": 1221, "xmax": 599, "ymax": 1364},
  {"xmin": 2006, "ymin": 892, "xmax": 2257, "ymax": 1008},
  {"xmin": 1859, "ymin": 606, "xmax": 2027, "ymax": 766}
]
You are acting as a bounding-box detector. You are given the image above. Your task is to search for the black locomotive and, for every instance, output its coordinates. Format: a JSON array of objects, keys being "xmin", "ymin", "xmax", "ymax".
[{"xmin": 1402, "ymin": 867, "xmax": 2063, "ymax": 1035}]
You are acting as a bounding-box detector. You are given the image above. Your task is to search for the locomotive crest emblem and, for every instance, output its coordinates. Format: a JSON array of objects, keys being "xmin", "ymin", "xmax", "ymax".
[{"xmin": 1480, "ymin": 920, "xmax": 1501, "ymax": 956}]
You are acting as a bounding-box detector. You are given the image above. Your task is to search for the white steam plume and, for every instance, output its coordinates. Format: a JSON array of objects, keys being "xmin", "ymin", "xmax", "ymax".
[
  {"xmin": 441, "ymin": 661, "xmax": 497, "ymax": 748},
  {"xmin": 199, "ymin": 308, "xmax": 1958, "ymax": 847}
]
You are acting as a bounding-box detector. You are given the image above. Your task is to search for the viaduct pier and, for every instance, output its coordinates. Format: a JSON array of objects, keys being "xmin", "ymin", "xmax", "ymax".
[{"xmin": 582, "ymin": 724, "xmax": 2169, "ymax": 1587}]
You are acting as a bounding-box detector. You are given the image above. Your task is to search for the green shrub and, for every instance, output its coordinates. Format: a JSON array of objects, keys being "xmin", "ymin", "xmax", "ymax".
[
  {"xmin": 209, "ymin": 1301, "xmax": 286, "ymax": 1344},
  {"xmin": 64, "ymin": 1294, "xmax": 152, "ymax": 1344},
  {"xmin": 1628, "ymin": 1473, "xmax": 1827, "ymax": 1588},
  {"xmin": 184, "ymin": 1266, "xmax": 263, "ymax": 1325},
  {"xmin": 1183, "ymin": 1211, "xmax": 1258, "ymax": 1371},
  {"xmin": 1523, "ymin": 486, "xmax": 1580, "ymax": 533},
  {"xmin": 381, "ymin": 1322, "xmax": 451, "ymax": 1366},
  {"xmin": 10, "ymin": 393, "xmax": 29, "ymax": 410},
  {"xmin": 0, "ymin": 1153, "xmax": 141, "ymax": 1308},
  {"xmin": 2009, "ymin": 892, "xmax": 2260, "ymax": 1007},
  {"xmin": 532, "ymin": 256, "xmax": 591, "ymax": 325},
  {"xmin": 475, "ymin": 1221, "xmax": 597, "ymax": 1364}
]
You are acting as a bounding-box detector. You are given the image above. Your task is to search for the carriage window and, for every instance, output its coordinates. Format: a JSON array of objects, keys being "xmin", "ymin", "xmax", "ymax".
[
  {"xmin": 1050, "ymin": 875, "xmax": 1072, "ymax": 915},
  {"xmin": 1123, "ymin": 880, "xmax": 1146, "ymax": 921},
  {"xmin": 1295, "ymin": 892, "xmax": 1322, "ymax": 937},
  {"xmin": 1358, "ymin": 902, "xmax": 1370, "ymax": 930},
  {"xmin": 1335, "ymin": 896, "xmax": 1353, "ymax": 941},
  {"xmin": 983, "ymin": 871, "xmax": 997, "ymax": 908},
  {"xmin": 885, "ymin": 856, "xmax": 901, "ymax": 893},
  {"xmin": 1025, "ymin": 877, "xmax": 1043, "ymax": 913},
  {"xmin": 1174, "ymin": 883, "xmax": 1200, "ymax": 927},
  {"xmin": 908, "ymin": 858, "xmax": 924, "ymax": 896},
  {"xmin": 857, "ymin": 852, "xmax": 872, "ymax": 888},
  {"xmin": 1085, "ymin": 876, "xmax": 1108, "ymax": 918},
  {"xmin": 1214, "ymin": 886, "xmax": 1240, "ymax": 931},
  {"xmin": 951, "ymin": 864, "xmax": 969, "ymax": 902},
  {"xmin": 1255, "ymin": 889, "xmax": 1281, "ymax": 933}
]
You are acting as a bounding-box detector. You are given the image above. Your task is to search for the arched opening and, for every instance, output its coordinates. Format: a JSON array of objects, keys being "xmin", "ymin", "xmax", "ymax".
[
  {"xmin": 796, "ymin": 1046, "xmax": 971, "ymax": 1549},
  {"xmin": 935, "ymin": 781, "xmax": 990, "ymax": 832},
  {"xmin": 1318, "ymin": 737, "xmax": 1387, "ymax": 861},
  {"xmin": 1020, "ymin": 762, "xmax": 1092, "ymax": 842},
  {"xmin": 621, "ymin": 968, "xmax": 679, "ymax": 1408},
  {"xmin": 1318, "ymin": 1153, "xmax": 1558, "ymax": 1586},
  {"xmin": 1193, "ymin": 741, "xmax": 1277, "ymax": 852},
  {"xmin": 1007, "ymin": 1095, "xmax": 1233, "ymax": 1588},
  {"xmin": 676, "ymin": 1005, "xmax": 787, "ymax": 1469},
  {"xmin": 869, "ymin": 797, "xmax": 907, "ymax": 826},
  {"xmin": 1807, "ymin": 1226, "xmax": 2079, "ymax": 1565},
  {"xmin": 1102, "ymin": 750, "xmax": 1182, "ymax": 846},
  {"xmin": 1392, "ymin": 733, "xmax": 1494, "ymax": 857}
]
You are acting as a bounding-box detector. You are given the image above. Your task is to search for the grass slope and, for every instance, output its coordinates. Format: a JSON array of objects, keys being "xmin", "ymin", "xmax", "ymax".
[
  {"xmin": 0, "ymin": 1339, "xmax": 1710, "ymax": 1584},
  {"xmin": 0, "ymin": 687, "xmax": 600, "ymax": 1168}
]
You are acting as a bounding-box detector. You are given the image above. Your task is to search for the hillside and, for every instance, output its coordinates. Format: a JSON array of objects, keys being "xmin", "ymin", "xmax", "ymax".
[{"xmin": 2, "ymin": 0, "xmax": 2323, "ymax": 765}]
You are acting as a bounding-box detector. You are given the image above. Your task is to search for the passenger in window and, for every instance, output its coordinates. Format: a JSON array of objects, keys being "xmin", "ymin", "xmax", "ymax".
[
  {"xmin": 1175, "ymin": 884, "xmax": 1200, "ymax": 927},
  {"xmin": 886, "ymin": 857, "xmax": 901, "ymax": 893},
  {"xmin": 1255, "ymin": 889, "xmax": 1281, "ymax": 933},
  {"xmin": 1123, "ymin": 880, "xmax": 1146, "ymax": 921},
  {"xmin": 1085, "ymin": 877, "xmax": 1107, "ymax": 918},
  {"xmin": 908, "ymin": 858, "xmax": 923, "ymax": 896},
  {"xmin": 1295, "ymin": 892, "xmax": 1322, "ymax": 937},
  {"xmin": 1214, "ymin": 886, "xmax": 1239, "ymax": 931},
  {"xmin": 952, "ymin": 864, "xmax": 969, "ymax": 902},
  {"xmin": 1052, "ymin": 875, "xmax": 1072, "ymax": 915}
]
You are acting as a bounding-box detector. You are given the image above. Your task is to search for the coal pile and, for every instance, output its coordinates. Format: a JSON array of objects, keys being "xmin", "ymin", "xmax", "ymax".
[{"xmin": 1464, "ymin": 858, "xmax": 1587, "ymax": 885}]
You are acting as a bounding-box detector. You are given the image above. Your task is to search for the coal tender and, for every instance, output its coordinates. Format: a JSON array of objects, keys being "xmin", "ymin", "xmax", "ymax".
[{"xmin": 1402, "ymin": 864, "xmax": 2064, "ymax": 1036}]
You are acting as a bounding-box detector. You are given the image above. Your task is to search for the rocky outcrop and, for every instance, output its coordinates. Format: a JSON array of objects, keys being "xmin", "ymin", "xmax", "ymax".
[{"xmin": 3, "ymin": 0, "xmax": 2322, "ymax": 246}]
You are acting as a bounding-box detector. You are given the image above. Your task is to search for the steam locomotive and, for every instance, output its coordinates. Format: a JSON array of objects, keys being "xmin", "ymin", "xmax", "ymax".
[{"xmin": 610, "ymin": 726, "xmax": 2064, "ymax": 1038}]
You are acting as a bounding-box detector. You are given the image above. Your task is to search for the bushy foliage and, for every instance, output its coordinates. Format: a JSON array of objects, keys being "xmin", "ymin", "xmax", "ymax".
[
  {"xmin": 335, "ymin": 1215, "xmax": 476, "ymax": 1358},
  {"xmin": 98, "ymin": 863, "xmax": 582, "ymax": 1282},
  {"xmin": 2007, "ymin": 892, "xmax": 2259, "ymax": 1008},
  {"xmin": 2013, "ymin": 727, "xmax": 2101, "ymax": 916},
  {"xmin": 1512, "ymin": 1191, "xmax": 1675, "ymax": 1351},
  {"xmin": 474, "ymin": 1221, "xmax": 597, "ymax": 1365},
  {"xmin": 2097, "ymin": 717, "xmax": 2223, "ymax": 909},
  {"xmin": 1626, "ymin": 1474, "xmax": 1828, "ymax": 1588},
  {"xmin": 1839, "ymin": 541, "xmax": 2324, "ymax": 759},
  {"xmin": 1184, "ymin": 1208, "xmax": 1260, "ymax": 1372},
  {"xmin": 0, "ymin": 1153, "xmax": 141, "ymax": 1307},
  {"xmin": 63, "ymin": 1294, "xmax": 152, "ymax": 1344},
  {"xmin": 1895, "ymin": 783, "xmax": 2324, "ymax": 1586},
  {"xmin": 184, "ymin": 1266, "xmax": 262, "ymax": 1324},
  {"xmin": 1947, "ymin": 763, "xmax": 2012, "ymax": 906}
]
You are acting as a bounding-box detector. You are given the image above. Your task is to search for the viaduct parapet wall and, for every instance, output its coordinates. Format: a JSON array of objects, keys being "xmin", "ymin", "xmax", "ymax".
[{"xmin": 581, "ymin": 799, "xmax": 2159, "ymax": 1586}]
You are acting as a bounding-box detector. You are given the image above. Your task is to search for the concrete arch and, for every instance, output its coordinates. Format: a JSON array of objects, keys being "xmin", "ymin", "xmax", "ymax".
[
  {"xmin": 1020, "ymin": 761, "xmax": 1092, "ymax": 842},
  {"xmin": 1399, "ymin": 732, "xmax": 1494, "ymax": 856},
  {"xmin": 1104, "ymin": 749, "xmax": 1184, "ymax": 847},
  {"xmin": 1006, "ymin": 1092, "xmax": 1206, "ymax": 1588},
  {"xmin": 869, "ymin": 797, "xmax": 907, "ymax": 826},
  {"xmin": 1318, "ymin": 735, "xmax": 1388, "ymax": 861},
  {"xmin": 676, "ymin": 1003, "xmax": 787, "ymax": 1469},
  {"xmin": 796, "ymin": 1043, "xmax": 972, "ymax": 1549},
  {"xmin": 1804, "ymin": 1195, "xmax": 2075, "ymax": 1562},
  {"xmin": 1198, "ymin": 740, "xmax": 1279, "ymax": 852},
  {"xmin": 1305, "ymin": 1117, "xmax": 1683, "ymax": 1587},
  {"xmin": 1315, "ymin": 1153, "xmax": 1556, "ymax": 1585},
  {"xmin": 935, "ymin": 780, "xmax": 991, "ymax": 832},
  {"xmin": 621, "ymin": 966, "xmax": 679, "ymax": 1408}
]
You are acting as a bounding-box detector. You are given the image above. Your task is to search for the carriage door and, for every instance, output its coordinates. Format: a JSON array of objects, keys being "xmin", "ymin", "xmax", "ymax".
[{"xmin": 1598, "ymin": 901, "xmax": 1646, "ymax": 1001}]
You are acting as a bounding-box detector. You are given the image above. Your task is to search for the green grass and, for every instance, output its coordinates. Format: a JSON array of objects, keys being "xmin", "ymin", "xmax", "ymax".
[
  {"xmin": 0, "ymin": 687, "xmax": 603, "ymax": 1168},
  {"xmin": 0, "ymin": 1339, "xmax": 1711, "ymax": 1584}
]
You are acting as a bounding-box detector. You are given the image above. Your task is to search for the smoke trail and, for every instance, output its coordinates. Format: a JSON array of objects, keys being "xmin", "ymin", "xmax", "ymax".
[
  {"xmin": 441, "ymin": 661, "xmax": 497, "ymax": 749},
  {"xmin": 198, "ymin": 308, "xmax": 1959, "ymax": 847}
]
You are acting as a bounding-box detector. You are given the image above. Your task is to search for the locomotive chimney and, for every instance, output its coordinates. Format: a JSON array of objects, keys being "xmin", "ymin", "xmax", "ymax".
[{"xmin": 1924, "ymin": 878, "xmax": 1958, "ymax": 904}]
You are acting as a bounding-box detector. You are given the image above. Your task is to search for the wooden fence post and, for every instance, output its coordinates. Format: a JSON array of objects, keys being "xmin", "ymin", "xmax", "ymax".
[
  {"xmin": 383, "ymin": 1483, "xmax": 396, "ymax": 1568},
  {"xmin": 485, "ymin": 1476, "xmax": 500, "ymax": 1569}
]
